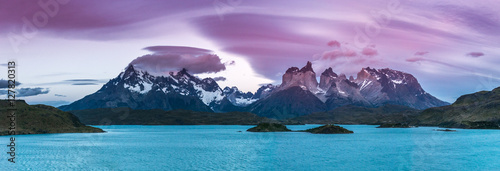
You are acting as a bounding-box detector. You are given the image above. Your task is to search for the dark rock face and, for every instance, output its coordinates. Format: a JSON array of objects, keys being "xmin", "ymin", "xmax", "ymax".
[
  {"xmin": 247, "ymin": 86, "xmax": 327, "ymax": 119},
  {"xmin": 304, "ymin": 125, "xmax": 353, "ymax": 134},
  {"xmin": 247, "ymin": 123, "xmax": 291, "ymax": 132},
  {"xmin": 413, "ymin": 86, "xmax": 500, "ymax": 129}
]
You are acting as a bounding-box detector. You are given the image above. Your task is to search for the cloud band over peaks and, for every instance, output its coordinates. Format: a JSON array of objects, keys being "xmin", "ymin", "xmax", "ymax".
[{"xmin": 130, "ymin": 46, "xmax": 226, "ymax": 75}]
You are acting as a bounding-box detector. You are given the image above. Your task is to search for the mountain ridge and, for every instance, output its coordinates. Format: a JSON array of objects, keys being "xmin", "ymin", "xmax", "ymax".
[{"xmin": 59, "ymin": 61, "xmax": 449, "ymax": 120}]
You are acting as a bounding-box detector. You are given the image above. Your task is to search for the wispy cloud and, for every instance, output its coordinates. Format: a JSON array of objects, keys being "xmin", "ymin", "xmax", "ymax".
[
  {"xmin": 0, "ymin": 87, "xmax": 49, "ymax": 97},
  {"xmin": 466, "ymin": 52, "xmax": 485, "ymax": 57},
  {"xmin": 212, "ymin": 76, "xmax": 227, "ymax": 82},
  {"xmin": 0, "ymin": 79, "xmax": 21, "ymax": 88}
]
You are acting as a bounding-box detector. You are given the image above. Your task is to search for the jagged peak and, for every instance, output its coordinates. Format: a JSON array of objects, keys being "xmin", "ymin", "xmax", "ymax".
[
  {"xmin": 338, "ymin": 74, "xmax": 347, "ymax": 80},
  {"xmin": 361, "ymin": 67, "xmax": 377, "ymax": 73},
  {"xmin": 285, "ymin": 61, "xmax": 315, "ymax": 74},
  {"xmin": 121, "ymin": 64, "xmax": 140, "ymax": 80},
  {"xmin": 321, "ymin": 67, "xmax": 338, "ymax": 77},
  {"xmin": 299, "ymin": 61, "xmax": 314, "ymax": 73},
  {"xmin": 125, "ymin": 64, "xmax": 135, "ymax": 71},
  {"xmin": 175, "ymin": 68, "xmax": 196, "ymax": 79},
  {"xmin": 285, "ymin": 67, "xmax": 300, "ymax": 73},
  {"xmin": 179, "ymin": 68, "xmax": 189, "ymax": 74}
]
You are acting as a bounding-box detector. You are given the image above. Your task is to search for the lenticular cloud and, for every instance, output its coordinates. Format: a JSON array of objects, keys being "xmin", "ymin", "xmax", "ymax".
[{"xmin": 130, "ymin": 46, "xmax": 226, "ymax": 75}]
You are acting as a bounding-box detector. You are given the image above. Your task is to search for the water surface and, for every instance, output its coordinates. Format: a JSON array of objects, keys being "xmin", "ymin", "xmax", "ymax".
[{"xmin": 1, "ymin": 125, "xmax": 499, "ymax": 170}]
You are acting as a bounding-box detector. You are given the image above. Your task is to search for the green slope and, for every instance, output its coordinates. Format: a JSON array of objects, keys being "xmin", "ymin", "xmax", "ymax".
[
  {"xmin": 0, "ymin": 100, "xmax": 104, "ymax": 136},
  {"xmin": 413, "ymin": 87, "xmax": 500, "ymax": 129}
]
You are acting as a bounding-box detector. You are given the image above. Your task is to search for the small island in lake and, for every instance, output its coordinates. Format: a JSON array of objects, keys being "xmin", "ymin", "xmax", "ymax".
[
  {"xmin": 247, "ymin": 123, "xmax": 353, "ymax": 134},
  {"xmin": 303, "ymin": 124, "xmax": 354, "ymax": 134},
  {"xmin": 247, "ymin": 123, "xmax": 291, "ymax": 132},
  {"xmin": 435, "ymin": 129, "xmax": 457, "ymax": 132}
]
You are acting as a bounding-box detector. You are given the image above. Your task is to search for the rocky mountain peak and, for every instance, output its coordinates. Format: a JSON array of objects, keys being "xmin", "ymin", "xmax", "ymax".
[
  {"xmin": 321, "ymin": 67, "xmax": 338, "ymax": 78},
  {"xmin": 122, "ymin": 64, "xmax": 139, "ymax": 79},
  {"xmin": 285, "ymin": 67, "xmax": 300, "ymax": 74},
  {"xmin": 178, "ymin": 68, "xmax": 190, "ymax": 75},
  {"xmin": 280, "ymin": 61, "xmax": 318, "ymax": 92},
  {"xmin": 299, "ymin": 61, "xmax": 314, "ymax": 73}
]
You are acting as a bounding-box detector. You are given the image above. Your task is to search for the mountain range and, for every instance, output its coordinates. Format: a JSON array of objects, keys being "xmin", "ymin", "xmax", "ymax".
[{"xmin": 59, "ymin": 61, "xmax": 449, "ymax": 119}]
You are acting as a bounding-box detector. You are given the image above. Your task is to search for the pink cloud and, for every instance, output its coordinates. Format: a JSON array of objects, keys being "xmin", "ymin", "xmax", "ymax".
[
  {"xmin": 327, "ymin": 40, "xmax": 341, "ymax": 48},
  {"xmin": 361, "ymin": 47, "xmax": 378, "ymax": 56},
  {"xmin": 321, "ymin": 49, "xmax": 357, "ymax": 60}
]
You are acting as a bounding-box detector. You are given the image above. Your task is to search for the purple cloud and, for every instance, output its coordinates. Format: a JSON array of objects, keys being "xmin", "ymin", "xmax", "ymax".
[
  {"xmin": 144, "ymin": 46, "xmax": 212, "ymax": 55},
  {"xmin": 0, "ymin": 1, "xmax": 214, "ymax": 40},
  {"xmin": 190, "ymin": 13, "xmax": 345, "ymax": 80},
  {"xmin": 406, "ymin": 57, "xmax": 425, "ymax": 63},
  {"xmin": 435, "ymin": 5, "xmax": 500, "ymax": 35},
  {"xmin": 466, "ymin": 52, "xmax": 484, "ymax": 58},
  {"xmin": 130, "ymin": 46, "xmax": 226, "ymax": 74},
  {"xmin": 415, "ymin": 51, "xmax": 429, "ymax": 56},
  {"xmin": 212, "ymin": 76, "xmax": 227, "ymax": 82}
]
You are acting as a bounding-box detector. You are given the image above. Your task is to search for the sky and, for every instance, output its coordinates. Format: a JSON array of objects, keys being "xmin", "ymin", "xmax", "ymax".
[{"xmin": 0, "ymin": 0, "xmax": 499, "ymax": 106}]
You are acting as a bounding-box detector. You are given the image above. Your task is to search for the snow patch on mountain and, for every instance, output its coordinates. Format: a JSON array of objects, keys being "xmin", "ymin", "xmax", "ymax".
[
  {"xmin": 193, "ymin": 84, "xmax": 224, "ymax": 106},
  {"xmin": 359, "ymin": 80, "xmax": 372, "ymax": 90},
  {"xmin": 235, "ymin": 97, "xmax": 259, "ymax": 106}
]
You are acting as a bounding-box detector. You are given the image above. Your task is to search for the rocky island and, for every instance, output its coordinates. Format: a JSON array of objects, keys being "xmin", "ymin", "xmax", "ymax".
[
  {"xmin": 0, "ymin": 100, "xmax": 104, "ymax": 136},
  {"xmin": 247, "ymin": 123, "xmax": 353, "ymax": 134},
  {"xmin": 247, "ymin": 123, "xmax": 291, "ymax": 132},
  {"xmin": 435, "ymin": 129, "xmax": 457, "ymax": 132},
  {"xmin": 303, "ymin": 124, "xmax": 354, "ymax": 134}
]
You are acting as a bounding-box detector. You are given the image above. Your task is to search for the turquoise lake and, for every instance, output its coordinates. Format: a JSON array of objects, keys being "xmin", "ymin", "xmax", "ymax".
[{"xmin": 1, "ymin": 125, "xmax": 500, "ymax": 170}]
